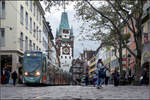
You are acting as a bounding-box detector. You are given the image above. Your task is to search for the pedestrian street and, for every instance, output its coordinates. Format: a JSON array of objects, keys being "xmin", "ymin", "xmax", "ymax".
[{"xmin": 0, "ymin": 85, "xmax": 149, "ymax": 99}]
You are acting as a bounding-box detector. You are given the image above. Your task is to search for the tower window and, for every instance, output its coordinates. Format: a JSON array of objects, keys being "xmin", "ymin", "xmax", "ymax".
[
  {"xmin": 61, "ymin": 56, "xmax": 63, "ymax": 58},
  {"xmin": 65, "ymin": 56, "xmax": 67, "ymax": 59},
  {"xmin": 63, "ymin": 29, "xmax": 69, "ymax": 34}
]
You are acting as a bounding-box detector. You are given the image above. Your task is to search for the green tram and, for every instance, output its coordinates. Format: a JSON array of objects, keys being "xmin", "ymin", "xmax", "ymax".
[{"xmin": 23, "ymin": 51, "xmax": 72, "ymax": 85}]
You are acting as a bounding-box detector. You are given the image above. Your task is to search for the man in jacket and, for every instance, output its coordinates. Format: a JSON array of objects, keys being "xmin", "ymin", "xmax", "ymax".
[
  {"xmin": 12, "ymin": 71, "xmax": 18, "ymax": 86},
  {"xmin": 96, "ymin": 59, "xmax": 106, "ymax": 89}
]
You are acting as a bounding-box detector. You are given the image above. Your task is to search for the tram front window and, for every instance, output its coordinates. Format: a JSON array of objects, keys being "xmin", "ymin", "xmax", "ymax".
[{"xmin": 23, "ymin": 57, "xmax": 41, "ymax": 72}]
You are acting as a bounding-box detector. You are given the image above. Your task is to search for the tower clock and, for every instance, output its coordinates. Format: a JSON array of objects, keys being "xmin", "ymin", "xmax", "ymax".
[{"xmin": 55, "ymin": 12, "xmax": 74, "ymax": 72}]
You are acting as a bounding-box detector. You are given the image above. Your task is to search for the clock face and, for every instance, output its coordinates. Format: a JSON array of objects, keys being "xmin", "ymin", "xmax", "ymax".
[{"xmin": 63, "ymin": 47, "xmax": 70, "ymax": 54}]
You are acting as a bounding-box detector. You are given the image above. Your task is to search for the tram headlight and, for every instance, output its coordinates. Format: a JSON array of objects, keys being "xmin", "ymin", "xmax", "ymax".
[
  {"xmin": 35, "ymin": 71, "xmax": 40, "ymax": 76},
  {"xmin": 24, "ymin": 72, "xmax": 28, "ymax": 76}
]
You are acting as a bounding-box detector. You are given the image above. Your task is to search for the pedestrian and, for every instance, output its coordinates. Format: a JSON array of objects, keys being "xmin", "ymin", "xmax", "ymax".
[
  {"xmin": 141, "ymin": 67, "xmax": 149, "ymax": 86},
  {"xmin": 92, "ymin": 73, "xmax": 97, "ymax": 87},
  {"xmin": 96, "ymin": 59, "xmax": 106, "ymax": 89},
  {"xmin": 105, "ymin": 68, "xmax": 110, "ymax": 85},
  {"xmin": 11, "ymin": 71, "xmax": 18, "ymax": 86},
  {"xmin": 1, "ymin": 68, "xmax": 6, "ymax": 84},
  {"xmin": 85, "ymin": 73, "xmax": 89, "ymax": 86},
  {"xmin": 113, "ymin": 68, "xmax": 120, "ymax": 87},
  {"xmin": 4, "ymin": 69, "xmax": 10, "ymax": 84},
  {"xmin": 18, "ymin": 74, "xmax": 23, "ymax": 84},
  {"xmin": 128, "ymin": 68, "xmax": 132, "ymax": 84}
]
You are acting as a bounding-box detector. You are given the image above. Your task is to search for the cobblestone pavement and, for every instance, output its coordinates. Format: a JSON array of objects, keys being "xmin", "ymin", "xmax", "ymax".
[{"xmin": 0, "ymin": 84, "xmax": 149, "ymax": 99}]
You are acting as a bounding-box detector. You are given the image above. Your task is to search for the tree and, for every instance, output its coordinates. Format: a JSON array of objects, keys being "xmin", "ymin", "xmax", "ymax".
[
  {"xmin": 44, "ymin": 0, "xmax": 145, "ymax": 84},
  {"xmin": 74, "ymin": 0, "xmax": 131, "ymax": 79},
  {"xmin": 74, "ymin": 0, "xmax": 144, "ymax": 84}
]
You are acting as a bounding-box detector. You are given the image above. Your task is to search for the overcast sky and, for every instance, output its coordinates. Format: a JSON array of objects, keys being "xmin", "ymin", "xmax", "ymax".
[{"xmin": 41, "ymin": 2, "xmax": 100, "ymax": 59}]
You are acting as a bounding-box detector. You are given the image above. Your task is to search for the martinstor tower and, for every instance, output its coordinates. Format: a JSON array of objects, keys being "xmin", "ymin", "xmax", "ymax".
[{"xmin": 55, "ymin": 12, "xmax": 74, "ymax": 72}]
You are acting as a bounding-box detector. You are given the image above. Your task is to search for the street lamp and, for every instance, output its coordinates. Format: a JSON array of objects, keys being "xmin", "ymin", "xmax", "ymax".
[
  {"xmin": 128, "ymin": 53, "xmax": 132, "ymax": 83},
  {"xmin": 128, "ymin": 53, "xmax": 131, "ymax": 71},
  {"xmin": 128, "ymin": 54, "xmax": 131, "ymax": 67}
]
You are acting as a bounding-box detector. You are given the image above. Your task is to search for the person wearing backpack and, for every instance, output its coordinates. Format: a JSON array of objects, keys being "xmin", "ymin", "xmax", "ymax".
[{"xmin": 96, "ymin": 59, "xmax": 106, "ymax": 89}]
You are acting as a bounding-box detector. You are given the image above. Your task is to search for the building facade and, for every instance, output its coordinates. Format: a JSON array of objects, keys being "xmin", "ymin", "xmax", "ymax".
[
  {"xmin": 0, "ymin": 1, "xmax": 53, "ymax": 75},
  {"xmin": 55, "ymin": 12, "xmax": 74, "ymax": 72},
  {"xmin": 141, "ymin": 0, "xmax": 150, "ymax": 68},
  {"xmin": 70, "ymin": 58, "xmax": 84, "ymax": 84},
  {"xmin": 42, "ymin": 18, "xmax": 49, "ymax": 53},
  {"xmin": 88, "ymin": 56, "xmax": 96, "ymax": 82}
]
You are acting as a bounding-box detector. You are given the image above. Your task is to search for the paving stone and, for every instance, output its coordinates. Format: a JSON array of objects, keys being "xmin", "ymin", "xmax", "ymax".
[{"xmin": 0, "ymin": 85, "xmax": 149, "ymax": 99}]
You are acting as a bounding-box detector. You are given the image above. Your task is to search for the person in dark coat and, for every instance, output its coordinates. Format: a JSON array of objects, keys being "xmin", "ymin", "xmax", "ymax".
[
  {"xmin": 141, "ymin": 67, "xmax": 149, "ymax": 85},
  {"xmin": 12, "ymin": 71, "xmax": 18, "ymax": 86},
  {"xmin": 1, "ymin": 68, "xmax": 6, "ymax": 84},
  {"xmin": 96, "ymin": 59, "xmax": 106, "ymax": 89},
  {"xmin": 4, "ymin": 69, "xmax": 10, "ymax": 84},
  {"xmin": 113, "ymin": 68, "xmax": 120, "ymax": 87},
  {"xmin": 85, "ymin": 73, "xmax": 89, "ymax": 86},
  {"xmin": 92, "ymin": 73, "xmax": 97, "ymax": 87}
]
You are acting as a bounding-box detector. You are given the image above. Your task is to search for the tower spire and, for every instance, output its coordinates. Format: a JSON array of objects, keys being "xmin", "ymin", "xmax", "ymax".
[{"xmin": 63, "ymin": 0, "xmax": 66, "ymax": 12}]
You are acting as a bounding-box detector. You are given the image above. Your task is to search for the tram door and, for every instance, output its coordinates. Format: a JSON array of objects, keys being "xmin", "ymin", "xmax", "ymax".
[{"xmin": 42, "ymin": 57, "xmax": 46, "ymax": 83}]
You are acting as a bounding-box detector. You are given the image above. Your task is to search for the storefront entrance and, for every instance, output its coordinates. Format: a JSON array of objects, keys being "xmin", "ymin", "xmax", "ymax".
[{"xmin": 1, "ymin": 55, "xmax": 12, "ymax": 73}]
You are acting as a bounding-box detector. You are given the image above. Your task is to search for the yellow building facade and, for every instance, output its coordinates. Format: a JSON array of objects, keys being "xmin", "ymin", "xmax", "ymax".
[{"xmin": 88, "ymin": 56, "xmax": 96, "ymax": 79}]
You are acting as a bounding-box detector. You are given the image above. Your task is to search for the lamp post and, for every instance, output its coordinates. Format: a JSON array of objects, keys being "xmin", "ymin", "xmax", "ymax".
[
  {"xmin": 128, "ymin": 54, "xmax": 132, "ymax": 84},
  {"xmin": 128, "ymin": 54, "xmax": 131, "ymax": 75},
  {"xmin": 128, "ymin": 54, "xmax": 131, "ymax": 69}
]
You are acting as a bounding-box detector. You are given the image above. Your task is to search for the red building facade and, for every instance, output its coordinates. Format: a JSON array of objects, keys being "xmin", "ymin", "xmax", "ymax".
[{"xmin": 125, "ymin": 19, "xmax": 136, "ymax": 72}]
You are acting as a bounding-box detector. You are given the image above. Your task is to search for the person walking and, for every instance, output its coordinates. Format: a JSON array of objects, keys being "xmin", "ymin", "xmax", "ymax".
[
  {"xmin": 141, "ymin": 67, "xmax": 149, "ymax": 86},
  {"xmin": 85, "ymin": 73, "xmax": 89, "ymax": 86},
  {"xmin": 5, "ymin": 69, "xmax": 10, "ymax": 84},
  {"xmin": 12, "ymin": 71, "xmax": 18, "ymax": 86},
  {"xmin": 96, "ymin": 59, "xmax": 106, "ymax": 89},
  {"xmin": 128, "ymin": 68, "xmax": 132, "ymax": 84},
  {"xmin": 105, "ymin": 68, "xmax": 110, "ymax": 85},
  {"xmin": 113, "ymin": 68, "xmax": 120, "ymax": 87},
  {"xmin": 92, "ymin": 73, "xmax": 97, "ymax": 87},
  {"xmin": 1, "ymin": 68, "xmax": 6, "ymax": 84}
]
